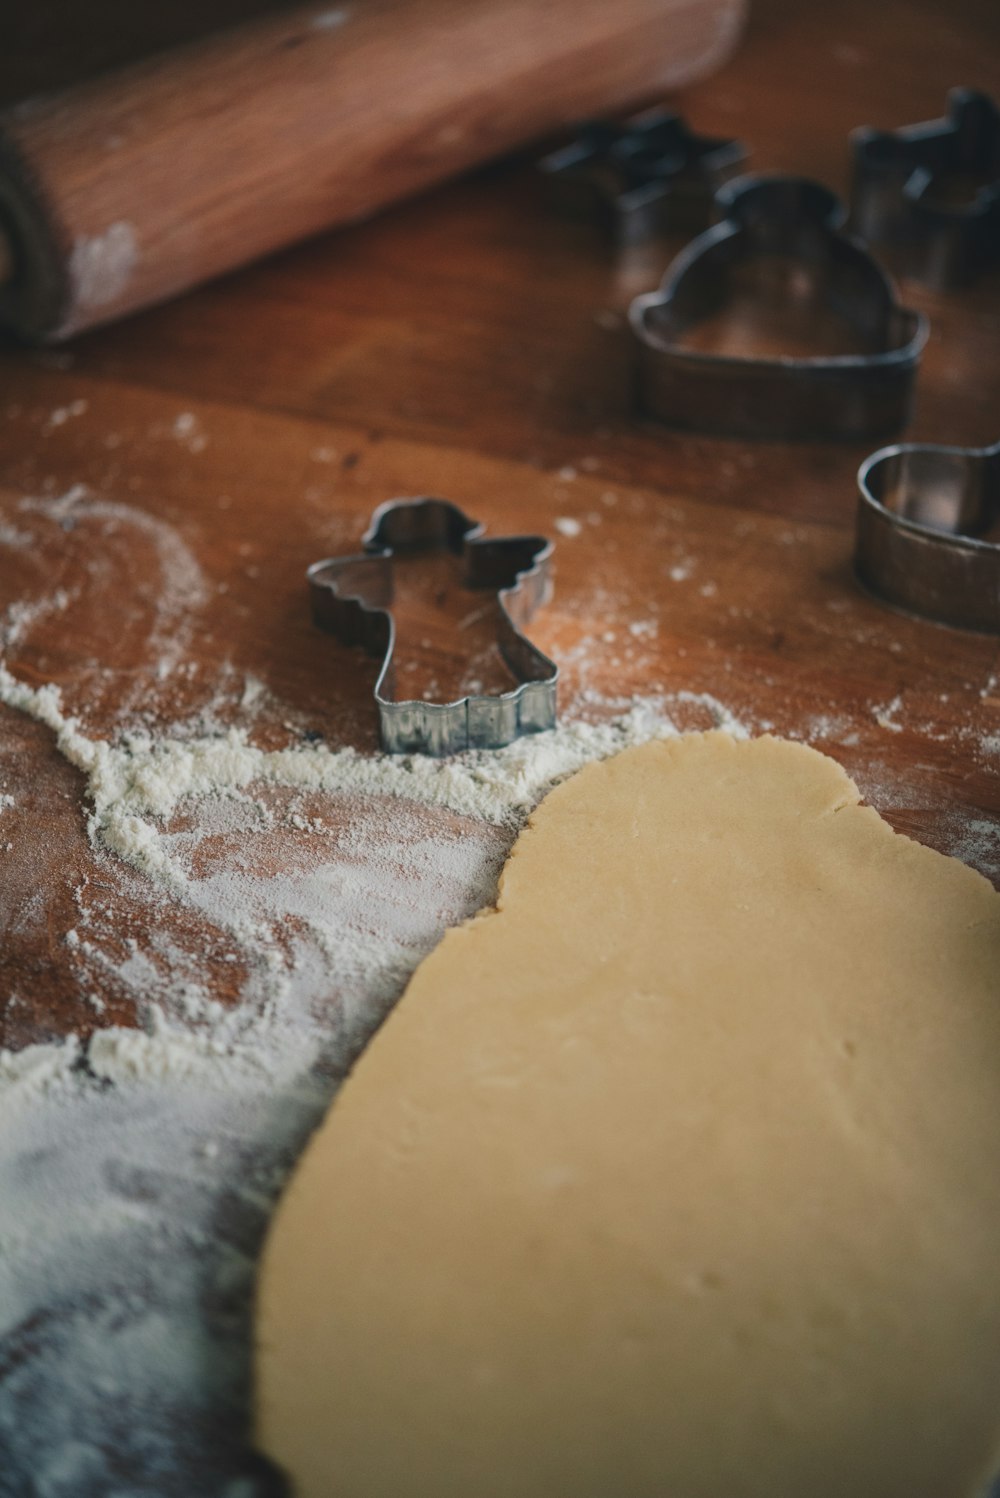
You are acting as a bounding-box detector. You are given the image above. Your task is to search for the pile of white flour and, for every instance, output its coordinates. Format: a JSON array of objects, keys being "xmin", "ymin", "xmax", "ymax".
[{"xmin": 0, "ymin": 656, "xmax": 747, "ymax": 1496}]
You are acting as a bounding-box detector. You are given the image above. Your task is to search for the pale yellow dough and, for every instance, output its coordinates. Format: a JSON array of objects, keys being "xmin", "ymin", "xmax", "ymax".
[{"xmin": 255, "ymin": 733, "xmax": 1000, "ymax": 1498}]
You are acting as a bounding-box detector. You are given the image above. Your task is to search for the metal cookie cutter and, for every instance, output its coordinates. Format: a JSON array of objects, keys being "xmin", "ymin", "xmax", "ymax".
[
  {"xmin": 629, "ymin": 174, "xmax": 928, "ymax": 441},
  {"xmin": 538, "ymin": 110, "xmax": 746, "ymax": 245},
  {"xmin": 307, "ymin": 497, "xmax": 557, "ymax": 755},
  {"xmin": 855, "ymin": 437, "xmax": 1000, "ymax": 633},
  {"xmin": 851, "ymin": 89, "xmax": 1000, "ymax": 289}
]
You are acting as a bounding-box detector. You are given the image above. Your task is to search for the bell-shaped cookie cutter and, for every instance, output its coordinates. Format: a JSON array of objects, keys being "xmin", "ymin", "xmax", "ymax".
[
  {"xmin": 855, "ymin": 437, "xmax": 1000, "ymax": 633},
  {"xmin": 850, "ymin": 89, "xmax": 1000, "ymax": 289},
  {"xmin": 307, "ymin": 497, "xmax": 557, "ymax": 755},
  {"xmin": 539, "ymin": 109, "xmax": 746, "ymax": 245},
  {"xmin": 629, "ymin": 174, "xmax": 928, "ymax": 441}
]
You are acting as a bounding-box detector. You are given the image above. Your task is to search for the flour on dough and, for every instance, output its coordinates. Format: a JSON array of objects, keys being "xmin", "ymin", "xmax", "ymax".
[{"xmin": 255, "ymin": 733, "xmax": 1000, "ymax": 1498}]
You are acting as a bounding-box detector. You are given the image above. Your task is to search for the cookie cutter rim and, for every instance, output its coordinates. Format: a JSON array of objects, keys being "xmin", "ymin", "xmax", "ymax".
[
  {"xmin": 629, "ymin": 173, "xmax": 929, "ymax": 441},
  {"xmin": 850, "ymin": 88, "xmax": 1000, "ymax": 288},
  {"xmin": 854, "ymin": 438, "xmax": 1000, "ymax": 634},
  {"xmin": 538, "ymin": 108, "xmax": 747, "ymax": 243},
  {"xmin": 307, "ymin": 497, "xmax": 558, "ymax": 756}
]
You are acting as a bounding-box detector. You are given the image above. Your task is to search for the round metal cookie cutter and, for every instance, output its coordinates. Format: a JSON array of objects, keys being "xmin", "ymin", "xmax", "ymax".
[{"xmin": 854, "ymin": 438, "xmax": 1000, "ymax": 633}]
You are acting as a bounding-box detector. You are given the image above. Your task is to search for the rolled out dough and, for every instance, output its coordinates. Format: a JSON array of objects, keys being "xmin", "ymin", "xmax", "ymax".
[{"xmin": 255, "ymin": 733, "xmax": 1000, "ymax": 1498}]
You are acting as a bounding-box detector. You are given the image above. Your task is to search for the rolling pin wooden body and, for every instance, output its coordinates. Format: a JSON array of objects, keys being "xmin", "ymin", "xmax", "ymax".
[{"xmin": 0, "ymin": 0, "xmax": 745, "ymax": 342}]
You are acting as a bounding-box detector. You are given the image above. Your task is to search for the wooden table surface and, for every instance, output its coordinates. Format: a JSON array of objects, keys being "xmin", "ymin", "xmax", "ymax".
[
  {"xmin": 1, "ymin": 4, "xmax": 998, "ymax": 1491},
  {"xmin": 1, "ymin": 0, "xmax": 998, "ymax": 1043}
]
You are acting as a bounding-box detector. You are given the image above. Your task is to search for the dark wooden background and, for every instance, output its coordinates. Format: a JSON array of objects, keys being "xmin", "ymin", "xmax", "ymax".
[{"xmin": 1, "ymin": 0, "xmax": 998, "ymax": 1050}]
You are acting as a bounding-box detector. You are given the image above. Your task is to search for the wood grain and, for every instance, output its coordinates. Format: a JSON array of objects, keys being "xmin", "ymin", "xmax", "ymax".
[
  {"xmin": 0, "ymin": 0, "xmax": 745, "ymax": 339},
  {"xmin": 0, "ymin": 0, "xmax": 998, "ymax": 1060}
]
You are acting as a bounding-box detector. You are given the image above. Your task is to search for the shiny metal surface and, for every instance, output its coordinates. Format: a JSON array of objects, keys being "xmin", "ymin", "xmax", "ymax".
[
  {"xmin": 851, "ymin": 88, "xmax": 1000, "ymax": 289},
  {"xmin": 539, "ymin": 109, "xmax": 746, "ymax": 245},
  {"xmin": 307, "ymin": 497, "xmax": 557, "ymax": 755},
  {"xmin": 630, "ymin": 174, "xmax": 927, "ymax": 441},
  {"xmin": 855, "ymin": 437, "xmax": 1000, "ymax": 633}
]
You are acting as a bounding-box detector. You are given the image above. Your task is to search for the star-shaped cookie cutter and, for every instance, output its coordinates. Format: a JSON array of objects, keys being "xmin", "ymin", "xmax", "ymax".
[
  {"xmin": 628, "ymin": 174, "xmax": 928, "ymax": 441},
  {"xmin": 855, "ymin": 435, "xmax": 1000, "ymax": 634},
  {"xmin": 307, "ymin": 498, "xmax": 558, "ymax": 755},
  {"xmin": 850, "ymin": 89, "xmax": 1000, "ymax": 288},
  {"xmin": 539, "ymin": 109, "xmax": 747, "ymax": 245}
]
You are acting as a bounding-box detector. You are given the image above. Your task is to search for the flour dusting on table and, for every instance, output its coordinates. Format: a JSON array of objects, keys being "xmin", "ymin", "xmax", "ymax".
[
  {"xmin": 0, "ymin": 658, "xmax": 747, "ymax": 1495},
  {"xmin": 2, "ymin": 471, "xmax": 995, "ymax": 1489}
]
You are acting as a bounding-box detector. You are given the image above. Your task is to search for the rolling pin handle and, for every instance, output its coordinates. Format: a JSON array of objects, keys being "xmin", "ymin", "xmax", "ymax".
[{"xmin": 0, "ymin": 0, "xmax": 747, "ymax": 340}]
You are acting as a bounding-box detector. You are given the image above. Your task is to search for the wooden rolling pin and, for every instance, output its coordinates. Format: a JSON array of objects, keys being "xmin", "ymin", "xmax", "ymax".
[{"xmin": 0, "ymin": 0, "xmax": 746, "ymax": 342}]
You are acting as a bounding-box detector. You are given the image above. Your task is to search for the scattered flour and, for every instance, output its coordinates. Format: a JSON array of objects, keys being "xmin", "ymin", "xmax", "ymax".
[
  {"xmin": 45, "ymin": 399, "xmax": 88, "ymax": 432},
  {"xmin": 13, "ymin": 487, "xmax": 209, "ymax": 696},
  {"xmin": 0, "ymin": 653, "xmax": 748, "ymax": 1494},
  {"xmin": 940, "ymin": 815, "xmax": 1000, "ymax": 882},
  {"xmin": 1, "ymin": 522, "xmax": 994, "ymax": 1490},
  {"xmin": 1, "ymin": 587, "xmax": 75, "ymax": 649},
  {"xmin": 172, "ymin": 412, "xmax": 209, "ymax": 455},
  {"xmin": 0, "ymin": 662, "xmax": 735, "ymax": 896},
  {"xmin": 553, "ymin": 516, "xmax": 582, "ymax": 538},
  {"xmin": 68, "ymin": 221, "xmax": 137, "ymax": 313},
  {"xmin": 0, "ymin": 520, "xmax": 33, "ymax": 549},
  {"xmin": 873, "ymin": 693, "xmax": 904, "ymax": 733}
]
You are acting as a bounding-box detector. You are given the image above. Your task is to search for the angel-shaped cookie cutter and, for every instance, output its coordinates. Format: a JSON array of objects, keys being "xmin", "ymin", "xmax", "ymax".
[
  {"xmin": 850, "ymin": 89, "xmax": 1000, "ymax": 289},
  {"xmin": 307, "ymin": 498, "xmax": 557, "ymax": 755},
  {"xmin": 855, "ymin": 436, "xmax": 1000, "ymax": 634},
  {"xmin": 539, "ymin": 109, "xmax": 746, "ymax": 245},
  {"xmin": 629, "ymin": 174, "xmax": 928, "ymax": 441}
]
